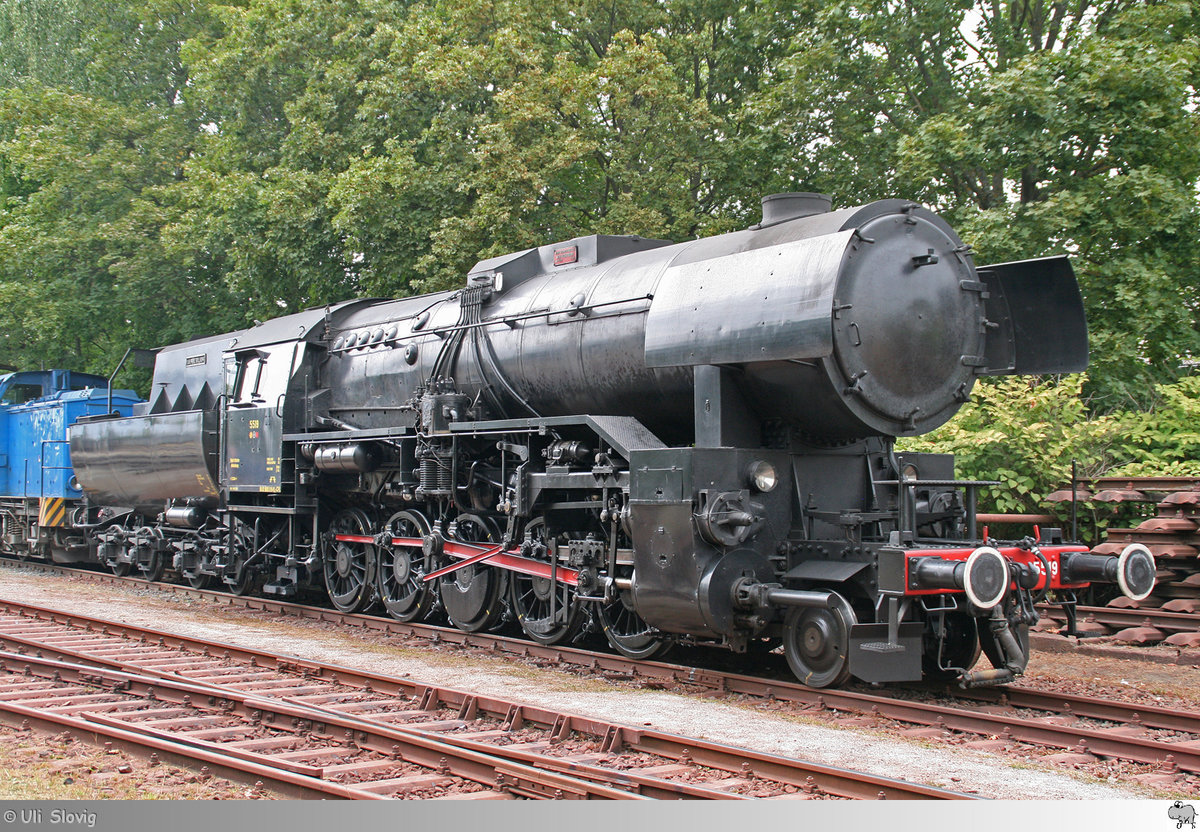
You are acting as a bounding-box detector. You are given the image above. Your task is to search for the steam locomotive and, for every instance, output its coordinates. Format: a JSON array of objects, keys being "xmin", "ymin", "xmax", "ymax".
[{"xmin": 16, "ymin": 193, "xmax": 1160, "ymax": 688}]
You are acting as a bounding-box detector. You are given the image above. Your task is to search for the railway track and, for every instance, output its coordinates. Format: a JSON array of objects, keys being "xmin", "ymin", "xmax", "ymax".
[
  {"xmin": 1, "ymin": 559, "xmax": 1197, "ymax": 786},
  {"xmin": 0, "ymin": 597, "xmax": 967, "ymax": 800},
  {"xmin": 0, "ymin": 650, "xmax": 637, "ymax": 799}
]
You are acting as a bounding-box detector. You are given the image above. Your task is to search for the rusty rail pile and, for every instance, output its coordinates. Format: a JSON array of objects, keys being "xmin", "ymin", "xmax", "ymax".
[{"xmin": 1046, "ymin": 476, "xmax": 1200, "ymax": 646}]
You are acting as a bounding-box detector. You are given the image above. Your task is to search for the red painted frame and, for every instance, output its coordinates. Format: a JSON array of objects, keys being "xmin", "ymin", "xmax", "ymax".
[
  {"xmin": 902, "ymin": 544, "xmax": 1091, "ymax": 596},
  {"xmin": 333, "ymin": 534, "xmax": 581, "ymax": 585}
]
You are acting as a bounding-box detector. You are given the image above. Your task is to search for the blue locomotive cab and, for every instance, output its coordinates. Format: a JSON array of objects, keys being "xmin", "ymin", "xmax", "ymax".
[{"xmin": 0, "ymin": 370, "xmax": 140, "ymax": 561}]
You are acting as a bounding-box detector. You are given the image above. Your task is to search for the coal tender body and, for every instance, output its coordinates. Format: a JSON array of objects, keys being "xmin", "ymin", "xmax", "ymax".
[{"xmin": 69, "ymin": 194, "xmax": 1156, "ymax": 687}]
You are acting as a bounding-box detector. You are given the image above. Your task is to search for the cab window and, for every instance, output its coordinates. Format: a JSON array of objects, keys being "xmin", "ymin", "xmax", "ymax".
[
  {"xmin": 1, "ymin": 383, "xmax": 44, "ymax": 404},
  {"xmin": 234, "ymin": 355, "xmax": 267, "ymax": 404},
  {"xmin": 233, "ymin": 348, "xmax": 293, "ymax": 405}
]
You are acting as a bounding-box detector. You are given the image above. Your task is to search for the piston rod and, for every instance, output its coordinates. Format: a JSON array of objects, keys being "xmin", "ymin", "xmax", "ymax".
[{"xmin": 765, "ymin": 587, "xmax": 836, "ymax": 609}]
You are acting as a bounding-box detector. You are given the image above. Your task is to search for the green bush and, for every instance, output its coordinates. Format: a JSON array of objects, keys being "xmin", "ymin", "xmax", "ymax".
[
  {"xmin": 1105, "ymin": 376, "xmax": 1200, "ymax": 476},
  {"xmin": 900, "ymin": 375, "xmax": 1130, "ymax": 516},
  {"xmin": 901, "ymin": 374, "xmax": 1200, "ymax": 535}
]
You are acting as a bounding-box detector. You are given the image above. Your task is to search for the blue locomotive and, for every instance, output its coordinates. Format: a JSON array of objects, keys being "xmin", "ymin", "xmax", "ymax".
[{"xmin": 0, "ymin": 370, "xmax": 139, "ymax": 562}]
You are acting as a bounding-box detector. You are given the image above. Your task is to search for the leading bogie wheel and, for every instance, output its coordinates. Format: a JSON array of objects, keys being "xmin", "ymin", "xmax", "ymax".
[
  {"xmin": 439, "ymin": 513, "xmax": 506, "ymax": 633},
  {"xmin": 378, "ymin": 509, "xmax": 436, "ymax": 622},
  {"xmin": 782, "ymin": 591, "xmax": 857, "ymax": 688},
  {"xmin": 923, "ymin": 611, "xmax": 982, "ymax": 682},
  {"xmin": 322, "ymin": 508, "xmax": 378, "ymax": 613},
  {"xmin": 509, "ymin": 518, "xmax": 583, "ymax": 645}
]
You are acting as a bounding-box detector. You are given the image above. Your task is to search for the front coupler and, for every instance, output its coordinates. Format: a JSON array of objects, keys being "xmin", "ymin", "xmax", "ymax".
[{"xmin": 958, "ymin": 604, "xmax": 1030, "ymax": 688}]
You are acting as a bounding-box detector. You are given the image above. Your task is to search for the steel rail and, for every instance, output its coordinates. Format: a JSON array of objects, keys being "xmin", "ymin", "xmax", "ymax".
[
  {"xmin": 0, "ymin": 696, "xmax": 383, "ymax": 800},
  {"xmin": 957, "ymin": 685, "xmax": 1200, "ymax": 735},
  {"xmin": 0, "ymin": 598, "xmax": 966, "ymax": 800},
  {"xmin": 0, "ymin": 629, "xmax": 735, "ymax": 800},
  {"xmin": 0, "ymin": 621, "xmax": 709, "ymax": 800},
  {"xmin": 707, "ymin": 671, "xmax": 1200, "ymax": 772},
  {"xmin": 5, "ymin": 559, "xmax": 1198, "ymax": 774},
  {"xmin": 0, "ymin": 558, "xmax": 803, "ymax": 695},
  {"xmin": 0, "ymin": 649, "xmax": 641, "ymax": 800}
]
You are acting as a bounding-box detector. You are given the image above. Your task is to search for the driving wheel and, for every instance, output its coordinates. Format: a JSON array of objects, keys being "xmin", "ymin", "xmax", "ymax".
[
  {"xmin": 598, "ymin": 586, "xmax": 672, "ymax": 660},
  {"xmin": 322, "ymin": 508, "xmax": 377, "ymax": 613},
  {"xmin": 509, "ymin": 518, "xmax": 582, "ymax": 645},
  {"xmin": 439, "ymin": 513, "xmax": 506, "ymax": 632},
  {"xmin": 378, "ymin": 510, "xmax": 436, "ymax": 622}
]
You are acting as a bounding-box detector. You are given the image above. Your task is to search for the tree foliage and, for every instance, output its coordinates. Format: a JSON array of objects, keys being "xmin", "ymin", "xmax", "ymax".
[
  {"xmin": 760, "ymin": 0, "xmax": 1200, "ymax": 403},
  {"xmin": 0, "ymin": 0, "xmax": 238, "ymax": 380},
  {"xmin": 901, "ymin": 374, "xmax": 1200, "ymax": 532},
  {"xmin": 901, "ymin": 376, "xmax": 1129, "ymax": 515},
  {"xmin": 0, "ymin": 0, "xmax": 1196, "ymax": 433}
]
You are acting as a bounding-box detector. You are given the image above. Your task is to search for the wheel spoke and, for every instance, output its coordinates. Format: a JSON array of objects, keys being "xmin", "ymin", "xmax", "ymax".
[
  {"xmin": 508, "ymin": 518, "xmax": 581, "ymax": 646},
  {"xmin": 322, "ymin": 509, "xmax": 377, "ymax": 613},
  {"xmin": 377, "ymin": 510, "xmax": 435, "ymax": 622},
  {"xmin": 598, "ymin": 587, "xmax": 671, "ymax": 660}
]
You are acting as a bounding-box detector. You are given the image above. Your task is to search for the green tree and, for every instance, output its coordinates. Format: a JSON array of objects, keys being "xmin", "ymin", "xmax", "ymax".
[
  {"xmin": 901, "ymin": 375, "xmax": 1132, "ymax": 515},
  {"xmin": 1, "ymin": 0, "xmax": 1196, "ymax": 414},
  {"xmin": 0, "ymin": 0, "xmax": 91, "ymax": 90},
  {"xmin": 331, "ymin": 0, "xmax": 805, "ymax": 293},
  {"xmin": 902, "ymin": 3, "xmax": 1200, "ymax": 402},
  {"xmin": 173, "ymin": 0, "xmax": 429, "ymax": 315},
  {"xmin": 0, "ymin": 1, "xmax": 237, "ymax": 383},
  {"xmin": 409, "ymin": 29, "xmax": 733, "ymax": 289},
  {"xmin": 759, "ymin": 1, "xmax": 1200, "ymax": 402}
]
